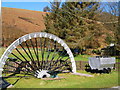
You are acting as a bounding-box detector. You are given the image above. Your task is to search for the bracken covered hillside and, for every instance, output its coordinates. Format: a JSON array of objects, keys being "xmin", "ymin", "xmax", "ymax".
[{"xmin": 2, "ymin": 7, "xmax": 46, "ymax": 46}]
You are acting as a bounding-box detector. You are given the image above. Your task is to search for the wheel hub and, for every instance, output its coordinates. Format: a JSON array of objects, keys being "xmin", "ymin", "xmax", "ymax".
[{"xmin": 34, "ymin": 70, "xmax": 50, "ymax": 78}]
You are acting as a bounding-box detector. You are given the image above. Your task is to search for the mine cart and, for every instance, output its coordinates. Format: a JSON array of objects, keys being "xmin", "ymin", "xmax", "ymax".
[{"xmin": 85, "ymin": 56, "xmax": 116, "ymax": 73}]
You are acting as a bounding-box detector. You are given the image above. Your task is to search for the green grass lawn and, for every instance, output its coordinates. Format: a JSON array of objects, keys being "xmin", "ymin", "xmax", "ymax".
[
  {"xmin": 74, "ymin": 54, "xmax": 91, "ymax": 61},
  {"xmin": 1, "ymin": 48, "xmax": 119, "ymax": 88},
  {"xmin": 5, "ymin": 70, "xmax": 118, "ymax": 88}
]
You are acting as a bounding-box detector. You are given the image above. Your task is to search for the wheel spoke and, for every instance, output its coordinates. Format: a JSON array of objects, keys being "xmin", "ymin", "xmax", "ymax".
[
  {"xmin": 54, "ymin": 49, "xmax": 66, "ymax": 63},
  {"xmin": 47, "ymin": 46, "xmax": 63, "ymax": 70},
  {"xmin": 11, "ymin": 53, "xmax": 33, "ymax": 73},
  {"xmin": 29, "ymin": 39, "xmax": 39, "ymax": 69},
  {"xmin": 47, "ymin": 48, "xmax": 66, "ymax": 70},
  {"xmin": 46, "ymin": 41, "xmax": 57, "ymax": 70},
  {"xmin": 24, "ymin": 41, "xmax": 37, "ymax": 69},
  {"xmin": 19, "ymin": 43, "xmax": 38, "ymax": 70},
  {"xmin": 15, "ymin": 48, "xmax": 35, "ymax": 70},
  {"xmin": 35, "ymin": 38, "xmax": 40, "ymax": 69},
  {"xmin": 39, "ymin": 38, "xmax": 43, "ymax": 70},
  {"xmin": 40, "ymin": 38, "xmax": 46, "ymax": 70},
  {"xmin": 52, "ymin": 57, "xmax": 70, "ymax": 71},
  {"xmin": 44, "ymin": 39, "xmax": 52, "ymax": 70}
]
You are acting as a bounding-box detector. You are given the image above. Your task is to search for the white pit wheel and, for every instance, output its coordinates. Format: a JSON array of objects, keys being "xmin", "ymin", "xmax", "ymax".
[{"xmin": 0, "ymin": 32, "xmax": 76, "ymax": 86}]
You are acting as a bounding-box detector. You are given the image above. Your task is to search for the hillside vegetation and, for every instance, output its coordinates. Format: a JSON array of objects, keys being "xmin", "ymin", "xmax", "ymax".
[{"xmin": 1, "ymin": 6, "xmax": 118, "ymax": 50}]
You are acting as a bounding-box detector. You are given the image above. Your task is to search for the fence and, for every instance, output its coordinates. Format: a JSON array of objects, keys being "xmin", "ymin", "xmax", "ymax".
[
  {"xmin": 114, "ymin": 62, "xmax": 120, "ymax": 71},
  {"xmin": 3, "ymin": 61, "xmax": 120, "ymax": 72},
  {"xmin": 75, "ymin": 61, "xmax": 88, "ymax": 70}
]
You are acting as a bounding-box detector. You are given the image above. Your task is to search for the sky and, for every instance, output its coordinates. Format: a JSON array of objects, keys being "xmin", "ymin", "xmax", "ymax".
[
  {"xmin": 1, "ymin": 1, "xmax": 119, "ymax": 12},
  {"xmin": 2, "ymin": 2, "xmax": 51, "ymax": 11}
]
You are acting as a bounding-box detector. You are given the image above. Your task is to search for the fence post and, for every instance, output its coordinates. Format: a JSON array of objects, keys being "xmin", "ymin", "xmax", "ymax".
[{"xmin": 80, "ymin": 61, "xmax": 81, "ymax": 70}]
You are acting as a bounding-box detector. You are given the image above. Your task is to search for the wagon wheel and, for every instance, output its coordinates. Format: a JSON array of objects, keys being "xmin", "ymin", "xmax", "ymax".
[{"xmin": 0, "ymin": 32, "xmax": 76, "ymax": 87}]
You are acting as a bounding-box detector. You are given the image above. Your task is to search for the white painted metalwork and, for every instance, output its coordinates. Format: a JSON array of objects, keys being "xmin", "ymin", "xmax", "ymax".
[{"xmin": 0, "ymin": 32, "xmax": 76, "ymax": 77}]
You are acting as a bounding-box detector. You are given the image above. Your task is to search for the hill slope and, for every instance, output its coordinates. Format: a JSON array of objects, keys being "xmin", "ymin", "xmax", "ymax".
[{"xmin": 2, "ymin": 7, "xmax": 46, "ymax": 46}]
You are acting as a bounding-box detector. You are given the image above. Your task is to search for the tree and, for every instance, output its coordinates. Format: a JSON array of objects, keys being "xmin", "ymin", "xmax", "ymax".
[
  {"xmin": 44, "ymin": 2, "xmax": 103, "ymax": 50},
  {"xmin": 43, "ymin": 6, "xmax": 50, "ymax": 12}
]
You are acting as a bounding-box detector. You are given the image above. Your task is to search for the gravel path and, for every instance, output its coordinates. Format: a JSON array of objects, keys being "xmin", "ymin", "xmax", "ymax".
[
  {"xmin": 112, "ymin": 86, "xmax": 120, "ymax": 89},
  {"xmin": 72, "ymin": 72, "xmax": 94, "ymax": 77}
]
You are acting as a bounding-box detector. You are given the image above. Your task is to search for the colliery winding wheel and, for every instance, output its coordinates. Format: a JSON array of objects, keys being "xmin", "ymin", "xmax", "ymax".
[{"xmin": 0, "ymin": 32, "xmax": 76, "ymax": 88}]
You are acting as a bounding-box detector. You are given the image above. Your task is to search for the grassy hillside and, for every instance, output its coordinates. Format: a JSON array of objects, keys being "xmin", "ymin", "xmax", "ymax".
[{"xmin": 2, "ymin": 7, "xmax": 46, "ymax": 46}]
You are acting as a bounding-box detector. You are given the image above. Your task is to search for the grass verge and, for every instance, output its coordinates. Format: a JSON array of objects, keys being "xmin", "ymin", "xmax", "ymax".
[{"xmin": 5, "ymin": 70, "xmax": 118, "ymax": 88}]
